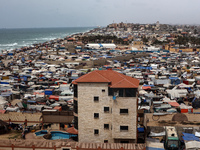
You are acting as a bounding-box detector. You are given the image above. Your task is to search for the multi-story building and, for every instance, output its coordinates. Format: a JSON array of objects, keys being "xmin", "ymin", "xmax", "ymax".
[{"xmin": 73, "ymin": 70, "xmax": 139, "ymax": 143}]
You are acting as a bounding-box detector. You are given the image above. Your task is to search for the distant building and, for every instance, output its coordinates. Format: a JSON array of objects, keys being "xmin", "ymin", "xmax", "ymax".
[
  {"xmin": 84, "ymin": 43, "xmax": 116, "ymax": 50},
  {"xmin": 132, "ymin": 40, "xmax": 143, "ymax": 46},
  {"xmin": 127, "ymin": 27, "xmax": 132, "ymax": 32},
  {"xmin": 73, "ymin": 70, "xmax": 140, "ymax": 143}
]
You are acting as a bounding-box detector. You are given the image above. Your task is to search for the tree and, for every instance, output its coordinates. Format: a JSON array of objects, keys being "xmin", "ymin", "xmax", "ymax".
[
  {"xmin": 194, "ymin": 29, "xmax": 198, "ymax": 34},
  {"xmin": 142, "ymin": 37, "xmax": 149, "ymax": 45}
]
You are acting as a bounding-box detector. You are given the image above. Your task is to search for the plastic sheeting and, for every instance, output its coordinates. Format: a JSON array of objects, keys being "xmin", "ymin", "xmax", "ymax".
[
  {"xmin": 146, "ymin": 141, "xmax": 164, "ymax": 150},
  {"xmin": 149, "ymin": 131, "xmax": 166, "ymax": 137},
  {"xmin": 195, "ymin": 131, "xmax": 200, "ymax": 137},
  {"xmin": 185, "ymin": 141, "xmax": 200, "ymax": 149},
  {"xmin": 182, "ymin": 132, "xmax": 200, "ymax": 141}
]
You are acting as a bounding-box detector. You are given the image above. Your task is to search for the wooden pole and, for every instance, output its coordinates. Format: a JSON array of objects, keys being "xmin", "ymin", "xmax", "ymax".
[
  {"xmin": 32, "ymin": 145, "xmax": 35, "ymax": 150},
  {"xmin": 11, "ymin": 144, "xmax": 14, "ymax": 150}
]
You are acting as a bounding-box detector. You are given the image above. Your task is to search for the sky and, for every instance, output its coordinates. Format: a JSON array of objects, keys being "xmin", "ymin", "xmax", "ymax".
[{"xmin": 0, "ymin": 0, "xmax": 200, "ymax": 28}]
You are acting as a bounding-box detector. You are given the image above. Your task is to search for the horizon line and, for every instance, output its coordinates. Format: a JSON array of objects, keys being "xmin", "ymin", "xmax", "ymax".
[{"xmin": 0, "ymin": 26, "xmax": 99, "ymax": 30}]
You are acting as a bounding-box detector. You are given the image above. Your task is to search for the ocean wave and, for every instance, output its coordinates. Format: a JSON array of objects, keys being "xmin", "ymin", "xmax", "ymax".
[
  {"xmin": 32, "ymin": 37, "xmax": 56, "ymax": 41},
  {"xmin": 0, "ymin": 27, "xmax": 94, "ymax": 51},
  {"xmin": 0, "ymin": 42, "xmax": 18, "ymax": 47},
  {"xmin": 18, "ymin": 44, "xmax": 29, "ymax": 47}
]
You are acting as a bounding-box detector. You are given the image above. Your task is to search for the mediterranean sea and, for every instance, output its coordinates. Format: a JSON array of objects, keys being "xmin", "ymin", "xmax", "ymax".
[{"xmin": 0, "ymin": 27, "xmax": 93, "ymax": 51}]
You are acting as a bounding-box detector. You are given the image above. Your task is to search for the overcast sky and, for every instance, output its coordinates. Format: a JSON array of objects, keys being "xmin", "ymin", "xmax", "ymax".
[{"xmin": 0, "ymin": 0, "xmax": 200, "ymax": 28}]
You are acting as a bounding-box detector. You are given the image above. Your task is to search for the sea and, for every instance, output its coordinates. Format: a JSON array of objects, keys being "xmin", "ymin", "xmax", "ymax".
[{"xmin": 0, "ymin": 27, "xmax": 94, "ymax": 52}]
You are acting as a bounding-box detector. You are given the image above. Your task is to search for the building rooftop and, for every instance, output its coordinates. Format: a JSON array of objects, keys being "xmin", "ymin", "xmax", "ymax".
[{"xmin": 72, "ymin": 70, "xmax": 139, "ymax": 88}]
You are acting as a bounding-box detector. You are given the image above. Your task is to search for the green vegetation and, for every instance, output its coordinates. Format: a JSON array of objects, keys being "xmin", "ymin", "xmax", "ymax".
[
  {"xmin": 174, "ymin": 36, "xmax": 200, "ymax": 46},
  {"xmin": 80, "ymin": 35, "xmax": 130, "ymax": 45}
]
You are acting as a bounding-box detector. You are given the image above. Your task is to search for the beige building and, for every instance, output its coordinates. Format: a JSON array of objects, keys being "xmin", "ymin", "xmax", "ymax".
[
  {"xmin": 132, "ymin": 40, "xmax": 143, "ymax": 46},
  {"xmin": 73, "ymin": 70, "xmax": 139, "ymax": 143}
]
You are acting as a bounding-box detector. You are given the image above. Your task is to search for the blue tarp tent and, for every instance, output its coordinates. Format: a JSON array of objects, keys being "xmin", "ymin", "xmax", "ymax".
[
  {"xmin": 21, "ymin": 57, "xmax": 25, "ymax": 62},
  {"xmin": 0, "ymin": 82, "xmax": 9, "ymax": 84},
  {"xmin": 146, "ymin": 147, "xmax": 164, "ymax": 150},
  {"xmin": 8, "ymin": 53, "xmax": 14, "ymax": 56},
  {"xmin": 131, "ymin": 66, "xmax": 152, "ymax": 70},
  {"xmin": 104, "ymin": 55, "xmax": 112, "ymax": 58},
  {"xmin": 143, "ymin": 85, "xmax": 154, "ymax": 87},
  {"xmin": 20, "ymin": 76, "xmax": 27, "ymax": 81},
  {"xmin": 27, "ymin": 100, "xmax": 36, "ymax": 103},
  {"xmin": 98, "ymin": 43, "xmax": 103, "ymax": 47},
  {"xmin": 182, "ymin": 132, "xmax": 200, "ymax": 141},
  {"xmin": 71, "ymin": 77, "xmax": 79, "ymax": 80},
  {"xmin": 169, "ymin": 77, "xmax": 180, "ymax": 85}
]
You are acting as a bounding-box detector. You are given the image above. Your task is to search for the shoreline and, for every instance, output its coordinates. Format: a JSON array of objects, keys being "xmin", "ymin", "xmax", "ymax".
[{"xmin": 0, "ymin": 27, "xmax": 94, "ymax": 52}]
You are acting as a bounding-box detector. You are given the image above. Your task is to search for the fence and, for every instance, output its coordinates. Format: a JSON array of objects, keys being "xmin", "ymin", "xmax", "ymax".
[
  {"xmin": 0, "ymin": 144, "xmax": 58, "ymax": 150},
  {"xmin": 0, "ymin": 145, "xmax": 146, "ymax": 150},
  {"xmin": 75, "ymin": 146, "xmax": 146, "ymax": 150}
]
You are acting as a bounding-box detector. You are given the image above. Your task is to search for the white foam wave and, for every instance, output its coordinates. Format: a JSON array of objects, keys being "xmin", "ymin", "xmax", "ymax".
[
  {"xmin": 0, "ymin": 42, "xmax": 18, "ymax": 47},
  {"xmin": 41, "ymin": 37, "xmax": 55, "ymax": 41},
  {"xmin": 32, "ymin": 37, "xmax": 56, "ymax": 41}
]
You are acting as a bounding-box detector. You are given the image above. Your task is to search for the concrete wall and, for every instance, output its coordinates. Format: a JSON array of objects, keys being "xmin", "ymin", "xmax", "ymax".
[
  {"xmin": 77, "ymin": 83, "xmax": 137, "ymax": 143},
  {"xmin": 144, "ymin": 113, "xmax": 200, "ymax": 127},
  {"xmin": 165, "ymin": 45, "xmax": 200, "ymax": 52},
  {"xmin": 112, "ymin": 97, "xmax": 137, "ymax": 140},
  {"xmin": 78, "ymin": 83, "xmax": 112, "ymax": 143},
  {"xmin": 0, "ymin": 112, "xmax": 42, "ymax": 126}
]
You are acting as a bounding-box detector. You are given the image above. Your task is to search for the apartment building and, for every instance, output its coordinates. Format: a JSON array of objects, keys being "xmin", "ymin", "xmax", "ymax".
[{"xmin": 73, "ymin": 70, "xmax": 139, "ymax": 143}]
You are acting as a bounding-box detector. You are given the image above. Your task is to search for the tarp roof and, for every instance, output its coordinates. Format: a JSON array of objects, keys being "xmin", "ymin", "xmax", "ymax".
[
  {"xmin": 146, "ymin": 142, "xmax": 164, "ymax": 150},
  {"xmin": 66, "ymin": 126, "xmax": 78, "ymax": 134},
  {"xmin": 168, "ymin": 102, "xmax": 180, "ymax": 107},
  {"xmin": 185, "ymin": 141, "xmax": 200, "ymax": 149},
  {"xmin": 182, "ymin": 132, "xmax": 200, "ymax": 141}
]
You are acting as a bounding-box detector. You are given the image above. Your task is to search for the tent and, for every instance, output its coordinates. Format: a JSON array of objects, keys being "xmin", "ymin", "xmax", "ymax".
[
  {"xmin": 146, "ymin": 141, "xmax": 164, "ymax": 150},
  {"xmin": 66, "ymin": 126, "xmax": 78, "ymax": 134},
  {"xmin": 168, "ymin": 102, "xmax": 180, "ymax": 107},
  {"xmin": 185, "ymin": 141, "xmax": 200, "ymax": 149},
  {"xmin": 0, "ymin": 97, "xmax": 8, "ymax": 109},
  {"xmin": 182, "ymin": 132, "xmax": 200, "ymax": 141}
]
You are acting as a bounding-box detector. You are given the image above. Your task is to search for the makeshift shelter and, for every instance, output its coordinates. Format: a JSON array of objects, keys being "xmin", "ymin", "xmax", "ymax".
[
  {"xmin": 168, "ymin": 102, "xmax": 180, "ymax": 107},
  {"xmin": 0, "ymin": 96, "xmax": 8, "ymax": 109},
  {"xmin": 49, "ymin": 95, "xmax": 59, "ymax": 101},
  {"xmin": 66, "ymin": 126, "xmax": 78, "ymax": 134},
  {"xmin": 185, "ymin": 141, "xmax": 200, "ymax": 150},
  {"xmin": 146, "ymin": 141, "xmax": 165, "ymax": 150},
  {"xmin": 139, "ymin": 90, "xmax": 148, "ymax": 95},
  {"xmin": 169, "ymin": 77, "xmax": 180, "ymax": 85},
  {"xmin": 6, "ymin": 107, "xmax": 19, "ymax": 112},
  {"xmin": 166, "ymin": 88, "xmax": 188, "ymax": 99},
  {"xmin": 179, "ymin": 103, "xmax": 193, "ymax": 113},
  {"xmin": 182, "ymin": 132, "xmax": 200, "ymax": 142}
]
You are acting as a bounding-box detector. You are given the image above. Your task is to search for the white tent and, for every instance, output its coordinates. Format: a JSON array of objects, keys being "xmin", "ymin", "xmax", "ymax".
[
  {"xmin": 6, "ymin": 107, "xmax": 19, "ymax": 112},
  {"xmin": 194, "ymin": 90, "xmax": 200, "ymax": 97},
  {"xmin": 192, "ymin": 60, "xmax": 199, "ymax": 63},
  {"xmin": 0, "ymin": 96, "xmax": 8, "ymax": 110},
  {"xmin": 185, "ymin": 141, "xmax": 200, "ymax": 149},
  {"xmin": 139, "ymin": 90, "xmax": 148, "ymax": 95}
]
